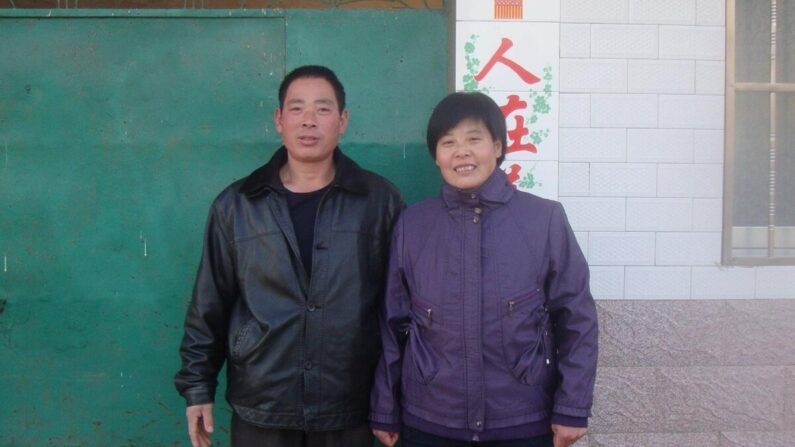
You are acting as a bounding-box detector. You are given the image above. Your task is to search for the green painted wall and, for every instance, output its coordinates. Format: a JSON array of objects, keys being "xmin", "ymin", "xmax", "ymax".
[{"xmin": 0, "ymin": 9, "xmax": 447, "ymax": 446}]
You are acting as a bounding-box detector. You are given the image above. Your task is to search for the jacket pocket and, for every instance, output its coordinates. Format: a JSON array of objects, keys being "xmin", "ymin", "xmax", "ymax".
[
  {"xmin": 229, "ymin": 318, "xmax": 270, "ymax": 363},
  {"xmin": 406, "ymin": 295, "xmax": 440, "ymax": 384},
  {"xmin": 499, "ymin": 287, "xmax": 552, "ymax": 385}
]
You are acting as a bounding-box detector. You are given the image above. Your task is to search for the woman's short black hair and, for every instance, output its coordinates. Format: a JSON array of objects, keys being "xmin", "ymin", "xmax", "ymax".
[
  {"xmin": 426, "ymin": 92, "xmax": 507, "ymax": 165},
  {"xmin": 278, "ymin": 65, "xmax": 346, "ymax": 112}
]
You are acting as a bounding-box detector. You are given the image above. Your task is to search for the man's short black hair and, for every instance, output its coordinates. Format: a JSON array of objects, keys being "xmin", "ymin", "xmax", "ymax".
[
  {"xmin": 278, "ymin": 65, "xmax": 346, "ymax": 112},
  {"xmin": 426, "ymin": 92, "xmax": 507, "ymax": 165}
]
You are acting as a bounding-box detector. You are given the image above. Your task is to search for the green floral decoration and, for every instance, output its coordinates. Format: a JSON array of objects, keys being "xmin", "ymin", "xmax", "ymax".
[
  {"xmin": 527, "ymin": 65, "xmax": 553, "ymax": 146},
  {"xmin": 518, "ymin": 168, "xmax": 542, "ymax": 190},
  {"xmin": 462, "ymin": 34, "xmax": 487, "ymax": 92}
]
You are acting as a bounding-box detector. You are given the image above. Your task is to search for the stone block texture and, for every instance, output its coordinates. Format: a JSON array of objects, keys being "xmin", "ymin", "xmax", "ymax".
[{"xmin": 586, "ymin": 300, "xmax": 795, "ymax": 443}]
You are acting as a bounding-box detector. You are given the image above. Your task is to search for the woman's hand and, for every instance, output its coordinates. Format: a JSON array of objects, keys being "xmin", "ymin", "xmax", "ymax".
[{"xmin": 372, "ymin": 428, "xmax": 400, "ymax": 447}]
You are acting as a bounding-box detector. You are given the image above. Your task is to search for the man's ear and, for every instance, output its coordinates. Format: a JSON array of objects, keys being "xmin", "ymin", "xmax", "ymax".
[
  {"xmin": 339, "ymin": 109, "xmax": 349, "ymax": 135},
  {"xmin": 274, "ymin": 108, "xmax": 283, "ymax": 134}
]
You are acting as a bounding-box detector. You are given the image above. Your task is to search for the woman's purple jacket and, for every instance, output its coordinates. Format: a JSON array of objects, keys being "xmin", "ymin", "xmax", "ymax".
[{"xmin": 369, "ymin": 168, "xmax": 598, "ymax": 442}]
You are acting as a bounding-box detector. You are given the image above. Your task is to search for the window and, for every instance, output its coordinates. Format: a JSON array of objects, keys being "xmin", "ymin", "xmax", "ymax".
[{"xmin": 725, "ymin": 0, "xmax": 795, "ymax": 264}]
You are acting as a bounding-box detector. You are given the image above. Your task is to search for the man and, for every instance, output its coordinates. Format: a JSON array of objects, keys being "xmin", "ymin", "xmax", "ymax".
[{"xmin": 175, "ymin": 65, "xmax": 404, "ymax": 447}]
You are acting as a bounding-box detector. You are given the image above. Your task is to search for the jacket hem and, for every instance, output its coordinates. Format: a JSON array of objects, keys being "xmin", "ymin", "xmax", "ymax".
[
  {"xmin": 403, "ymin": 412, "xmax": 552, "ymax": 442},
  {"xmin": 403, "ymin": 402, "xmax": 550, "ymax": 430},
  {"xmin": 233, "ymin": 404, "xmax": 368, "ymax": 431}
]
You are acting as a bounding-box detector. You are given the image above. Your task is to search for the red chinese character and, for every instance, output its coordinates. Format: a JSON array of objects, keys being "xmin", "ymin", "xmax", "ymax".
[
  {"xmin": 475, "ymin": 38, "xmax": 540, "ymax": 85},
  {"xmin": 505, "ymin": 163, "xmax": 521, "ymax": 187},
  {"xmin": 500, "ymin": 94, "xmax": 537, "ymax": 154}
]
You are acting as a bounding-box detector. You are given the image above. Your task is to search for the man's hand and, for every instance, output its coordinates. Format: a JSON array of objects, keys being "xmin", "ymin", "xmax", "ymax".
[
  {"xmin": 372, "ymin": 428, "xmax": 399, "ymax": 447},
  {"xmin": 186, "ymin": 403, "xmax": 214, "ymax": 447},
  {"xmin": 551, "ymin": 423, "xmax": 586, "ymax": 447}
]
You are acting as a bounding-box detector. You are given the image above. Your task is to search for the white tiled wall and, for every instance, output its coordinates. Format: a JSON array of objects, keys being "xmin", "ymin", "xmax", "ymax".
[
  {"xmin": 695, "ymin": 61, "xmax": 725, "ymax": 94},
  {"xmin": 659, "ymin": 26, "xmax": 725, "ymax": 60},
  {"xmin": 625, "ymin": 266, "xmax": 692, "ymax": 299},
  {"xmin": 590, "ymin": 163, "xmax": 657, "ymax": 196},
  {"xmin": 658, "ymin": 95, "xmax": 724, "ymax": 129},
  {"xmin": 558, "ymin": 162, "xmax": 591, "ymax": 195},
  {"xmin": 655, "ymin": 232, "xmax": 722, "ymax": 265},
  {"xmin": 589, "ymin": 232, "xmax": 656, "ymax": 265},
  {"xmin": 696, "ymin": 0, "xmax": 725, "ymax": 26},
  {"xmin": 628, "ymin": 60, "xmax": 695, "ymax": 94},
  {"xmin": 693, "ymin": 130, "xmax": 724, "ymax": 163},
  {"xmin": 559, "ymin": 128, "xmax": 626, "ymax": 161},
  {"xmin": 456, "ymin": 0, "xmax": 793, "ymax": 300},
  {"xmin": 629, "ymin": 0, "xmax": 696, "ymax": 24},
  {"xmin": 657, "ymin": 164, "xmax": 722, "ymax": 197},
  {"xmin": 555, "ymin": 0, "xmax": 783, "ymax": 299},
  {"xmin": 591, "ymin": 25, "xmax": 658, "ymax": 59},
  {"xmin": 560, "ymin": 197, "xmax": 626, "ymax": 231},
  {"xmin": 691, "ymin": 266, "xmax": 756, "ymax": 299},
  {"xmin": 627, "ymin": 129, "xmax": 693, "ymax": 163},
  {"xmin": 691, "ymin": 198, "xmax": 722, "ymax": 231},
  {"xmin": 559, "ymin": 94, "xmax": 591, "ymax": 127},
  {"xmin": 626, "ymin": 198, "xmax": 692, "ymax": 231},
  {"xmin": 560, "ymin": 59, "xmax": 627, "ymax": 93},
  {"xmin": 590, "ymin": 94, "xmax": 658, "ymax": 127},
  {"xmin": 561, "ymin": 0, "xmax": 628, "ymax": 23}
]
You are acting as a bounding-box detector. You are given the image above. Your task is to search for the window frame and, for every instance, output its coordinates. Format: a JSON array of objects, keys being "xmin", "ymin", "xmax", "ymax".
[{"xmin": 724, "ymin": 0, "xmax": 795, "ymax": 265}]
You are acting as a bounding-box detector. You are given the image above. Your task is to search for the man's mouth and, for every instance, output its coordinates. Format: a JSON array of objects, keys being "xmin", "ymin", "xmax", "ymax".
[
  {"xmin": 298, "ymin": 136, "xmax": 320, "ymax": 144},
  {"xmin": 454, "ymin": 165, "xmax": 476, "ymax": 173}
]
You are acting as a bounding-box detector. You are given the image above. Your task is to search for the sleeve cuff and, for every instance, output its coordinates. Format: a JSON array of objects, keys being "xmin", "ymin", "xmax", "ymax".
[
  {"xmin": 370, "ymin": 421, "xmax": 401, "ymax": 433},
  {"xmin": 183, "ymin": 388, "xmax": 214, "ymax": 407},
  {"xmin": 551, "ymin": 413, "xmax": 588, "ymax": 428}
]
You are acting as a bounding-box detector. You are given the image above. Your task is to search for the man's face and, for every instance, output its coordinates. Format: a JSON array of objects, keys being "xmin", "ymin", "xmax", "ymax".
[
  {"xmin": 274, "ymin": 77, "xmax": 348, "ymax": 164},
  {"xmin": 435, "ymin": 118, "xmax": 502, "ymax": 191}
]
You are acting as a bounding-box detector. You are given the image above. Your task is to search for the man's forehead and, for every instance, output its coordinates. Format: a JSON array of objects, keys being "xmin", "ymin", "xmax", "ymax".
[{"xmin": 284, "ymin": 97, "xmax": 336, "ymax": 104}]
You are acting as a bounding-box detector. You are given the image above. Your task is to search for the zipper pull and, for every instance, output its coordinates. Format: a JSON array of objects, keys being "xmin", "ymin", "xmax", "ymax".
[
  {"xmin": 509, "ymin": 301, "xmax": 515, "ymax": 318},
  {"xmin": 426, "ymin": 308, "xmax": 433, "ymax": 325}
]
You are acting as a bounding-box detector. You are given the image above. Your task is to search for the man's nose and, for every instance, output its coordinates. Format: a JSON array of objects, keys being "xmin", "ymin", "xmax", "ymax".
[{"xmin": 301, "ymin": 110, "xmax": 317, "ymax": 127}]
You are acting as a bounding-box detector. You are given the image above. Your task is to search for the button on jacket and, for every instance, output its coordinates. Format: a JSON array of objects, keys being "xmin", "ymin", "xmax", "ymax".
[
  {"xmin": 369, "ymin": 168, "xmax": 598, "ymax": 441},
  {"xmin": 175, "ymin": 147, "xmax": 404, "ymax": 431}
]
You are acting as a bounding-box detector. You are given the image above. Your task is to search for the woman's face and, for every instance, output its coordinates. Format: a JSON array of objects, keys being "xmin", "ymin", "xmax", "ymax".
[{"xmin": 435, "ymin": 118, "xmax": 503, "ymax": 191}]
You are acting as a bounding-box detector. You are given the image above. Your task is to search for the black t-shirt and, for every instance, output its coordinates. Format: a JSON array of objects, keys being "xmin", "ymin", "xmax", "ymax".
[{"xmin": 284, "ymin": 186, "xmax": 330, "ymax": 277}]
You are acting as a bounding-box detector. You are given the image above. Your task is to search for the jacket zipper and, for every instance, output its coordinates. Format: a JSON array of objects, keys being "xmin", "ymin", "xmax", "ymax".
[
  {"xmin": 412, "ymin": 296, "xmax": 434, "ymax": 326},
  {"xmin": 507, "ymin": 288, "xmax": 541, "ymax": 318}
]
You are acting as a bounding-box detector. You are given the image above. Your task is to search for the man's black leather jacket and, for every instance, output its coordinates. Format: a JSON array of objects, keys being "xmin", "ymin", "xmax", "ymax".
[{"xmin": 175, "ymin": 147, "xmax": 404, "ymax": 430}]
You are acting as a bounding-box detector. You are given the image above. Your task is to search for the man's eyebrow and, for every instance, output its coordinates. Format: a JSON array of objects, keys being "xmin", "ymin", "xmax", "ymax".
[
  {"xmin": 315, "ymin": 98, "xmax": 336, "ymax": 106},
  {"xmin": 285, "ymin": 98, "xmax": 305, "ymax": 106}
]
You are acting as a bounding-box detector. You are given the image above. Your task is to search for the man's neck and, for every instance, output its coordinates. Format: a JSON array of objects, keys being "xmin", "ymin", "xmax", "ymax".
[{"xmin": 279, "ymin": 155, "xmax": 335, "ymax": 193}]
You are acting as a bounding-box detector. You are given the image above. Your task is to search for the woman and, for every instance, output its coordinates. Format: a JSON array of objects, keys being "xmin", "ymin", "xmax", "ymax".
[{"xmin": 369, "ymin": 92, "xmax": 598, "ymax": 447}]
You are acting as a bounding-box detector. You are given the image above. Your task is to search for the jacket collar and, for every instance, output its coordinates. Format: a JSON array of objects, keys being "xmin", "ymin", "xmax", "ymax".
[
  {"xmin": 441, "ymin": 167, "xmax": 515, "ymax": 209},
  {"xmin": 240, "ymin": 146, "xmax": 369, "ymax": 198}
]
